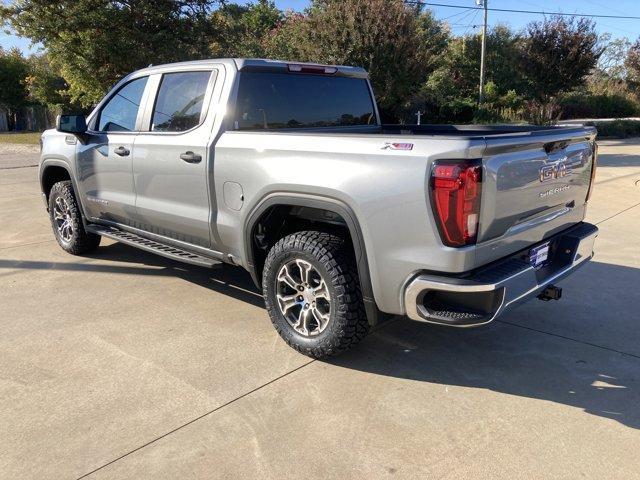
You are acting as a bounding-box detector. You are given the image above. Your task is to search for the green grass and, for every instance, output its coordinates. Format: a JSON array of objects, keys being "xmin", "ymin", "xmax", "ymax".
[{"xmin": 0, "ymin": 132, "xmax": 42, "ymax": 145}]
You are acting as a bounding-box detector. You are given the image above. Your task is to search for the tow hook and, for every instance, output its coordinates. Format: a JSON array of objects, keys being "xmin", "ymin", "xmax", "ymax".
[{"xmin": 537, "ymin": 285, "xmax": 563, "ymax": 301}]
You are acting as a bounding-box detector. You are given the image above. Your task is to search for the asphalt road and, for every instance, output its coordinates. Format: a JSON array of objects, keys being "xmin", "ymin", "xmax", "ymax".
[{"xmin": 1, "ymin": 140, "xmax": 639, "ymax": 479}]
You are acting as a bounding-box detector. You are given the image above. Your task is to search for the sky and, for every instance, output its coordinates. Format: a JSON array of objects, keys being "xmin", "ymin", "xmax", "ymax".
[{"xmin": 2, "ymin": 0, "xmax": 640, "ymax": 55}]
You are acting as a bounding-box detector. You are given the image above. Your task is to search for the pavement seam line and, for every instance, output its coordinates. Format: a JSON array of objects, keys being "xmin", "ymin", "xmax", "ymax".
[
  {"xmin": 0, "ymin": 164, "xmax": 38, "ymax": 170},
  {"xmin": 0, "ymin": 180, "xmax": 40, "ymax": 186},
  {"xmin": 75, "ymin": 359, "xmax": 316, "ymax": 479},
  {"xmin": 0, "ymin": 239, "xmax": 54, "ymax": 251},
  {"xmin": 496, "ymin": 319, "xmax": 640, "ymax": 360},
  {"xmin": 595, "ymin": 201, "xmax": 640, "ymax": 226},
  {"xmin": 75, "ymin": 317, "xmax": 400, "ymax": 479}
]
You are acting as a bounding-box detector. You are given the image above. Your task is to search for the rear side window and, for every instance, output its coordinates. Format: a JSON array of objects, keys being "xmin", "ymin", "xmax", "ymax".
[
  {"xmin": 234, "ymin": 72, "xmax": 376, "ymax": 130},
  {"xmin": 97, "ymin": 76, "xmax": 148, "ymax": 132},
  {"xmin": 151, "ymin": 71, "xmax": 212, "ymax": 132}
]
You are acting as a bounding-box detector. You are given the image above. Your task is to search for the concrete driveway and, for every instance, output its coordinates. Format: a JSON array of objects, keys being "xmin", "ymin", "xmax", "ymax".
[{"xmin": 1, "ymin": 140, "xmax": 639, "ymax": 479}]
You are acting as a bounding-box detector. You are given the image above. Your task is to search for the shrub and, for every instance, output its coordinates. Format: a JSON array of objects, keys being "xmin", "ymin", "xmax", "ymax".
[
  {"xmin": 585, "ymin": 120, "xmax": 640, "ymax": 138},
  {"xmin": 523, "ymin": 100, "xmax": 562, "ymax": 125},
  {"xmin": 559, "ymin": 91, "xmax": 640, "ymax": 119},
  {"xmin": 438, "ymin": 98, "xmax": 477, "ymax": 124}
]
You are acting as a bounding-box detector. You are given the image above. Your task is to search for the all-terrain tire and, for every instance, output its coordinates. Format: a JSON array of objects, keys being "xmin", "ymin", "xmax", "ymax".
[
  {"xmin": 263, "ymin": 231, "xmax": 369, "ymax": 359},
  {"xmin": 49, "ymin": 180, "xmax": 101, "ymax": 255}
]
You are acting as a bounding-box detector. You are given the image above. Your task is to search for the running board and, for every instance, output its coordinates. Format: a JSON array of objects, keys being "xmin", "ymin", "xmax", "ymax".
[{"xmin": 86, "ymin": 225, "xmax": 221, "ymax": 268}]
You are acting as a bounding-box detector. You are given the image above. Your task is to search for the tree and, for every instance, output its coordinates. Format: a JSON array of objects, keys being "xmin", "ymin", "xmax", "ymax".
[
  {"xmin": 587, "ymin": 34, "xmax": 631, "ymax": 95},
  {"xmin": 597, "ymin": 34, "xmax": 630, "ymax": 81},
  {"xmin": 211, "ymin": 0, "xmax": 282, "ymax": 58},
  {"xmin": 519, "ymin": 16, "xmax": 602, "ymax": 102},
  {"xmin": 263, "ymin": 11, "xmax": 311, "ymax": 62},
  {"xmin": 418, "ymin": 25, "xmax": 524, "ymax": 123},
  {"xmin": 1, "ymin": 0, "xmax": 221, "ymax": 107},
  {"xmin": 625, "ymin": 38, "xmax": 640, "ymax": 96},
  {"xmin": 24, "ymin": 54, "xmax": 75, "ymax": 110},
  {"xmin": 264, "ymin": 0, "xmax": 449, "ymax": 120},
  {"xmin": 440, "ymin": 25, "xmax": 523, "ymax": 95},
  {"xmin": 0, "ymin": 47, "xmax": 30, "ymax": 129},
  {"xmin": 0, "ymin": 47, "xmax": 29, "ymax": 110}
]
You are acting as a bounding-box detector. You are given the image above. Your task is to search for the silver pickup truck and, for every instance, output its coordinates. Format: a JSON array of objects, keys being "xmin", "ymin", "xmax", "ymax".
[{"xmin": 39, "ymin": 58, "xmax": 599, "ymax": 358}]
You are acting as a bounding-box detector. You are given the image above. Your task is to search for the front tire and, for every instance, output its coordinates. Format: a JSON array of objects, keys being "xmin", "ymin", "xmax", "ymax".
[
  {"xmin": 263, "ymin": 231, "xmax": 369, "ymax": 359},
  {"xmin": 49, "ymin": 180, "xmax": 101, "ymax": 255}
]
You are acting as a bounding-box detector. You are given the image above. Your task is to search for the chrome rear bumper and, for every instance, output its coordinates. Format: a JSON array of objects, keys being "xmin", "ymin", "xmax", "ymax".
[{"xmin": 404, "ymin": 222, "xmax": 598, "ymax": 327}]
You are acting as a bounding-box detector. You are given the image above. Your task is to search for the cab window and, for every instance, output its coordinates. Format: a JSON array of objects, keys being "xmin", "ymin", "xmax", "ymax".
[
  {"xmin": 151, "ymin": 71, "xmax": 213, "ymax": 132},
  {"xmin": 234, "ymin": 72, "xmax": 376, "ymax": 130},
  {"xmin": 96, "ymin": 76, "xmax": 148, "ymax": 132}
]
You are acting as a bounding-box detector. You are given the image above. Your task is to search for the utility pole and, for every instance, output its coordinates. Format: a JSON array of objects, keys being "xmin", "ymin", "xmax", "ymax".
[{"xmin": 478, "ymin": 0, "xmax": 488, "ymax": 103}]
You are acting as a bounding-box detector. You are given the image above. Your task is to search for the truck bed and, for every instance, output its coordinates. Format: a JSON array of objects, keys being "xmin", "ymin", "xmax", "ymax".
[
  {"xmin": 268, "ymin": 123, "xmax": 596, "ymax": 140},
  {"xmin": 380, "ymin": 123, "xmax": 593, "ymax": 138}
]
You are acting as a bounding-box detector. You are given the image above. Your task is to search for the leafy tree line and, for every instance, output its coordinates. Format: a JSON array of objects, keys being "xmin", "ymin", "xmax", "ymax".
[{"xmin": 1, "ymin": 0, "xmax": 640, "ymax": 127}]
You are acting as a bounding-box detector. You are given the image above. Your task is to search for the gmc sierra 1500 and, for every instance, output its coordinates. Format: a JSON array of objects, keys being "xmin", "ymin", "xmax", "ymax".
[{"xmin": 39, "ymin": 58, "xmax": 598, "ymax": 358}]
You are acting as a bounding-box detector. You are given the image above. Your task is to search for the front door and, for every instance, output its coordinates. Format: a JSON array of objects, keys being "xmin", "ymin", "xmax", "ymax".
[
  {"xmin": 132, "ymin": 69, "xmax": 217, "ymax": 248},
  {"xmin": 76, "ymin": 76, "xmax": 149, "ymax": 225}
]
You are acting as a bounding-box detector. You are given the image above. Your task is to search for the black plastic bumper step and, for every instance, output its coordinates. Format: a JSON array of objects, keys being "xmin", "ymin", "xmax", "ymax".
[{"xmin": 86, "ymin": 224, "xmax": 221, "ymax": 268}]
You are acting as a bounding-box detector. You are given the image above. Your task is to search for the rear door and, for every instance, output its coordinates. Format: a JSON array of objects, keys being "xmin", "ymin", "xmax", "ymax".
[
  {"xmin": 76, "ymin": 76, "xmax": 149, "ymax": 225},
  {"xmin": 132, "ymin": 68, "xmax": 220, "ymax": 248},
  {"xmin": 476, "ymin": 128, "xmax": 596, "ymax": 258}
]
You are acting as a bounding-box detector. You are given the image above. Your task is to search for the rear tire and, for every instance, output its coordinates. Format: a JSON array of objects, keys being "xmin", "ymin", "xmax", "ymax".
[
  {"xmin": 263, "ymin": 231, "xmax": 369, "ymax": 359},
  {"xmin": 49, "ymin": 180, "xmax": 101, "ymax": 255}
]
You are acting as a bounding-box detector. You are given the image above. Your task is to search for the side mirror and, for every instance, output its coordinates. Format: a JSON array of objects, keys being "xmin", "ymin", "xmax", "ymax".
[{"xmin": 56, "ymin": 114, "xmax": 87, "ymax": 134}]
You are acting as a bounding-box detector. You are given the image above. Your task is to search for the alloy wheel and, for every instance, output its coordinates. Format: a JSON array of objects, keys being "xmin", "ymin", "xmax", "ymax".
[
  {"xmin": 275, "ymin": 258, "xmax": 331, "ymax": 336},
  {"xmin": 53, "ymin": 196, "xmax": 74, "ymax": 244}
]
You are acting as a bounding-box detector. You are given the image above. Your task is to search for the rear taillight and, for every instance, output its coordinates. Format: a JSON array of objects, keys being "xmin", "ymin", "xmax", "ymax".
[
  {"xmin": 586, "ymin": 143, "xmax": 598, "ymax": 202},
  {"xmin": 430, "ymin": 160, "xmax": 482, "ymax": 247}
]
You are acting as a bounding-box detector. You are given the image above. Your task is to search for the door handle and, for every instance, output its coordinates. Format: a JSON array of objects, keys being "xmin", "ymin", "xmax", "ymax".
[
  {"xmin": 180, "ymin": 151, "xmax": 202, "ymax": 164},
  {"xmin": 114, "ymin": 146, "xmax": 130, "ymax": 157}
]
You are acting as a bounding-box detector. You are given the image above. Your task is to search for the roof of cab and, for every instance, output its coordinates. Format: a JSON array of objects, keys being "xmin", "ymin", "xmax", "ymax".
[{"xmin": 131, "ymin": 58, "xmax": 369, "ymax": 79}]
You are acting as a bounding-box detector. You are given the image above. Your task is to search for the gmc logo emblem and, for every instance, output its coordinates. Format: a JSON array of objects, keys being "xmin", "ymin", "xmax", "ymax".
[{"xmin": 540, "ymin": 161, "xmax": 571, "ymax": 183}]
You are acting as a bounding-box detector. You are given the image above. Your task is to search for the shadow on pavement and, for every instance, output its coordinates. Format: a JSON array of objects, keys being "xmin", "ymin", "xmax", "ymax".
[
  {"xmin": 332, "ymin": 316, "xmax": 640, "ymax": 430},
  {"xmin": 597, "ymin": 152, "xmax": 640, "ymax": 168},
  {"xmin": 1, "ymin": 243, "xmax": 639, "ymax": 430},
  {"xmin": 0, "ymin": 241, "xmax": 265, "ymax": 308},
  {"xmin": 330, "ymin": 260, "xmax": 640, "ymax": 431}
]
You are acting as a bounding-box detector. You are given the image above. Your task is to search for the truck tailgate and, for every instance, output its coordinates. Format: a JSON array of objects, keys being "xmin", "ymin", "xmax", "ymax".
[{"xmin": 476, "ymin": 127, "xmax": 596, "ymax": 258}]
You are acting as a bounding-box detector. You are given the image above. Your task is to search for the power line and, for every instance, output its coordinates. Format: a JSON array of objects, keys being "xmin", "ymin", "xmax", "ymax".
[
  {"xmin": 404, "ymin": 1, "xmax": 640, "ymax": 20},
  {"xmin": 438, "ymin": 6, "xmax": 475, "ymax": 21},
  {"xmin": 462, "ymin": 8, "xmax": 480, "ymax": 37},
  {"xmin": 448, "ymin": 6, "xmax": 479, "ymax": 30}
]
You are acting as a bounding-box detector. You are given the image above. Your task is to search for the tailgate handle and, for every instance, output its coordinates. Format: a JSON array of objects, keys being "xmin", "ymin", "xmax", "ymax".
[{"xmin": 544, "ymin": 140, "xmax": 569, "ymax": 154}]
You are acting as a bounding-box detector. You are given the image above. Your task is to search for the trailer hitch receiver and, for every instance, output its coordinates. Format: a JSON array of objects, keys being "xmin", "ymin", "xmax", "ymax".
[{"xmin": 537, "ymin": 285, "xmax": 563, "ymax": 302}]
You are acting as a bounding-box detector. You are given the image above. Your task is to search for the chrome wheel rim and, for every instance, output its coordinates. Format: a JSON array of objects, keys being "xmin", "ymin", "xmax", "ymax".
[
  {"xmin": 275, "ymin": 259, "xmax": 331, "ymax": 337},
  {"xmin": 53, "ymin": 196, "xmax": 74, "ymax": 243}
]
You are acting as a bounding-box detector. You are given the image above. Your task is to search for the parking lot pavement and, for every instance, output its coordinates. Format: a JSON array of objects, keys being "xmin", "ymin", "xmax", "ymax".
[{"xmin": 1, "ymin": 140, "xmax": 639, "ymax": 479}]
